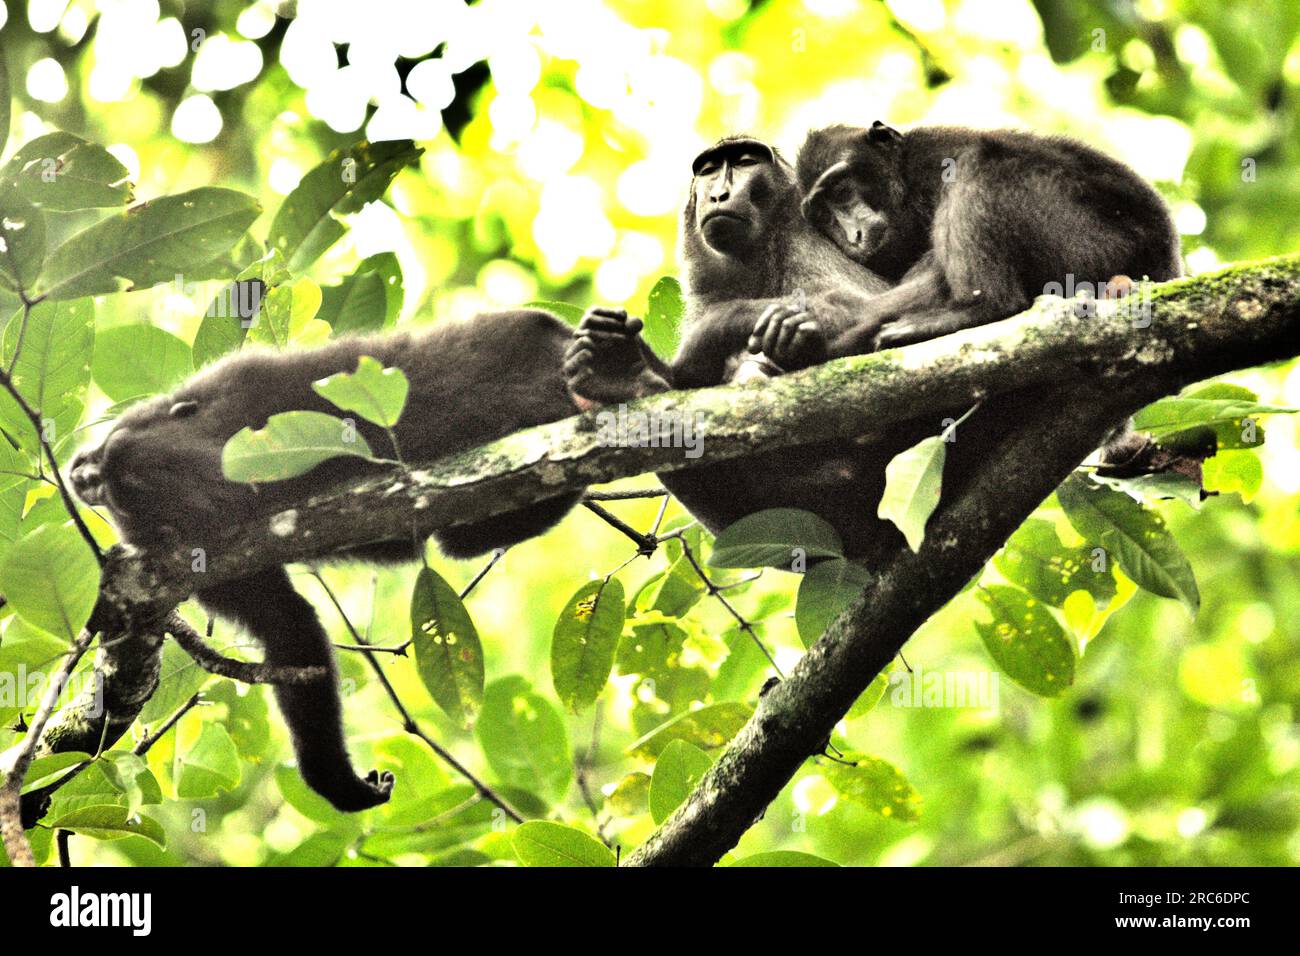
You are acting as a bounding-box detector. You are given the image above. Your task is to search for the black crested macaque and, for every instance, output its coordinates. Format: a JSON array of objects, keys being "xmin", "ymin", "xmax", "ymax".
[
  {"xmin": 69, "ymin": 309, "xmax": 585, "ymax": 811},
  {"xmin": 796, "ymin": 122, "xmax": 1183, "ymax": 351},
  {"xmin": 565, "ymin": 137, "xmax": 928, "ymax": 560}
]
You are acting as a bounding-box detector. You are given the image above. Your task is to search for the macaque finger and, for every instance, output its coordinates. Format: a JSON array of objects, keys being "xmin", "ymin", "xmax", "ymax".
[
  {"xmin": 749, "ymin": 303, "xmax": 782, "ymax": 350},
  {"xmin": 582, "ymin": 329, "xmax": 635, "ymax": 345},
  {"xmin": 774, "ymin": 316, "xmax": 803, "ymax": 358},
  {"xmin": 763, "ymin": 312, "xmax": 800, "ymax": 356},
  {"xmin": 578, "ymin": 315, "xmax": 632, "ymax": 334}
]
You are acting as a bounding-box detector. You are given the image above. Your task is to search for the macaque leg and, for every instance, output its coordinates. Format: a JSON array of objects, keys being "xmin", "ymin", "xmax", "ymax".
[
  {"xmin": 197, "ymin": 568, "xmax": 394, "ymax": 812},
  {"xmin": 873, "ymin": 298, "xmax": 1009, "ymax": 349}
]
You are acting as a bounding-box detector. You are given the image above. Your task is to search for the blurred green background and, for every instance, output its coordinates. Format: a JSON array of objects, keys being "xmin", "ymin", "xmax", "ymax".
[{"xmin": 1, "ymin": 0, "xmax": 1298, "ymax": 866}]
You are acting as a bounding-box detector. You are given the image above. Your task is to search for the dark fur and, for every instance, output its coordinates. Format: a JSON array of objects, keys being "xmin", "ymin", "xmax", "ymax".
[
  {"xmin": 565, "ymin": 137, "xmax": 926, "ymax": 560},
  {"xmin": 69, "ymin": 309, "xmax": 583, "ymax": 811},
  {"xmin": 797, "ymin": 123, "xmax": 1183, "ymax": 351}
]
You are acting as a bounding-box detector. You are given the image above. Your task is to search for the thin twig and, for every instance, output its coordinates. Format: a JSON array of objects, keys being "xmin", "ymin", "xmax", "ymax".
[
  {"xmin": 335, "ymin": 640, "xmax": 410, "ymax": 655},
  {"xmin": 675, "ymin": 536, "xmax": 783, "ymax": 678},
  {"xmin": 584, "ymin": 488, "xmax": 669, "ymax": 501},
  {"xmin": 0, "ymin": 366, "xmax": 102, "ymax": 564},
  {"xmin": 583, "ymin": 500, "xmax": 657, "ymax": 553},
  {"xmin": 167, "ymin": 612, "xmax": 327, "ymax": 684},
  {"xmin": 133, "ymin": 694, "xmax": 204, "ymax": 756},
  {"xmin": 307, "ymin": 569, "xmax": 525, "ymax": 823},
  {"xmin": 459, "ymin": 547, "xmax": 506, "ymax": 598}
]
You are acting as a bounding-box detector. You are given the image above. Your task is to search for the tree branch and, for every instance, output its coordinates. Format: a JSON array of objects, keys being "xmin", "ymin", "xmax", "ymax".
[{"xmin": 14, "ymin": 255, "xmax": 1300, "ymax": 847}]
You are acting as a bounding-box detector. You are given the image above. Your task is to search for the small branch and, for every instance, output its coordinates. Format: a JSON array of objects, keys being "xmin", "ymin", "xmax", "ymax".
[
  {"xmin": 133, "ymin": 694, "xmax": 204, "ymax": 756},
  {"xmin": 335, "ymin": 640, "xmax": 410, "ymax": 655},
  {"xmin": 0, "ymin": 365, "xmax": 102, "ymax": 564},
  {"xmin": 167, "ymin": 612, "xmax": 327, "ymax": 684},
  {"xmin": 459, "ymin": 547, "xmax": 506, "ymax": 599},
  {"xmin": 675, "ymin": 534, "xmax": 782, "ymax": 678},
  {"xmin": 584, "ymin": 488, "xmax": 669, "ymax": 501},
  {"xmin": 583, "ymin": 500, "xmax": 657, "ymax": 553},
  {"xmin": 308, "ymin": 570, "xmax": 526, "ymax": 824},
  {"xmin": 0, "ymin": 629, "xmax": 96, "ymax": 867}
]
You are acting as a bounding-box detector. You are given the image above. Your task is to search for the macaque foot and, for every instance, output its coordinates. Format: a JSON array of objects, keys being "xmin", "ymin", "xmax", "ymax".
[
  {"xmin": 321, "ymin": 769, "xmax": 395, "ymax": 812},
  {"xmin": 565, "ymin": 307, "xmax": 668, "ymax": 405},
  {"xmin": 748, "ymin": 302, "xmax": 827, "ymax": 371},
  {"xmin": 873, "ymin": 318, "xmax": 927, "ymax": 350}
]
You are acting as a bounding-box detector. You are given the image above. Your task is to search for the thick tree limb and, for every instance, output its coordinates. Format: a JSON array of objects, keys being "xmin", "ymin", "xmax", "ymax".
[{"xmin": 13, "ymin": 255, "xmax": 1300, "ymax": 849}]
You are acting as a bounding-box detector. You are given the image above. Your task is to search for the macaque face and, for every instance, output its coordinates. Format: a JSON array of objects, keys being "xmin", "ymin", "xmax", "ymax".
[
  {"xmin": 691, "ymin": 141, "xmax": 779, "ymax": 256},
  {"xmin": 803, "ymin": 161, "xmax": 891, "ymax": 264}
]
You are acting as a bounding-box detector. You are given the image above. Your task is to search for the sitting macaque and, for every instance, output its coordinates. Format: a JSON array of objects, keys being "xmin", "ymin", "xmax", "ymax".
[
  {"xmin": 564, "ymin": 137, "xmax": 930, "ymax": 560},
  {"xmin": 796, "ymin": 122, "xmax": 1183, "ymax": 351},
  {"xmin": 67, "ymin": 309, "xmax": 586, "ymax": 811}
]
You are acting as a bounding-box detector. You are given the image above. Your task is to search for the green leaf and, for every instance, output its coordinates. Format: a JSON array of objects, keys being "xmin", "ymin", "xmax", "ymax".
[
  {"xmin": 878, "ymin": 434, "xmax": 946, "ymax": 552},
  {"xmin": 0, "ymin": 450, "xmax": 28, "ymax": 564},
  {"xmin": 731, "ymin": 851, "xmax": 840, "ymax": 867},
  {"xmin": 1133, "ymin": 385, "xmax": 1294, "ymax": 441},
  {"xmin": 605, "ymin": 772, "xmax": 651, "ymax": 817},
  {"xmin": 476, "ymin": 676, "xmax": 571, "ymax": 801},
  {"xmin": 92, "ymin": 323, "xmax": 192, "ymax": 402},
  {"xmin": 411, "ymin": 566, "xmax": 484, "ymax": 728},
  {"xmin": 0, "ymin": 297, "xmax": 94, "ymax": 451},
  {"xmin": 626, "ymin": 702, "xmax": 753, "ymax": 759},
  {"xmin": 821, "ymin": 752, "xmax": 922, "ymax": 822},
  {"xmin": 192, "ymin": 278, "xmax": 265, "ymax": 368},
  {"xmin": 0, "ymin": 522, "xmax": 100, "ymax": 638},
  {"xmin": 512, "ymin": 821, "xmax": 614, "ymax": 867},
  {"xmin": 994, "ymin": 517, "xmax": 1116, "ymax": 608},
  {"xmin": 312, "ymin": 355, "xmax": 409, "ymax": 428},
  {"xmin": 643, "ymin": 275, "xmax": 684, "ymax": 358},
  {"xmin": 249, "ymin": 276, "xmax": 327, "ymax": 349},
  {"xmin": 36, "ymin": 187, "xmax": 261, "ymax": 301},
  {"xmin": 649, "ymin": 739, "xmax": 712, "ymax": 824},
  {"xmin": 1057, "ymin": 473, "xmax": 1200, "ymax": 616},
  {"xmin": 221, "ymin": 410, "xmax": 375, "ymax": 483},
  {"xmin": 644, "ymin": 556, "xmax": 704, "ymax": 617},
  {"xmin": 1203, "ymin": 449, "xmax": 1263, "ymax": 503},
  {"xmin": 0, "ymin": 53, "xmax": 9, "ymax": 157},
  {"xmin": 846, "ymin": 670, "xmax": 890, "ymax": 720},
  {"xmin": 524, "ymin": 300, "xmax": 584, "ymax": 325},
  {"xmin": 0, "ymin": 188, "xmax": 46, "ymax": 292},
  {"xmin": 1, "ymin": 132, "xmax": 133, "ymax": 210},
  {"xmin": 175, "ymin": 722, "xmax": 241, "ymax": 799},
  {"xmin": 974, "ymin": 584, "xmax": 1077, "ymax": 697},
  {"xmin": 795, "ymin": 558, "xmax": 872, "ymax": 647},
  {"xmin": 551, "ymin": 577, "xmax": 625, "ymax": 714},
  {"xmin": 709, "ymin": 508, "xmax": 843, "ymax": 569},
  {"xmin": 1093, "ymin": 470, "xmax": 1205, "ymax": 508},
  {"xmin": 99, "ymin": 752, "xmax": 158, "ymax": 817},
  {"xmin": 317, "ymin": 253, "xmax": 403, "ymax": 334},
  {"xmin": 46, "ymin": 805, "xmax": 166, "ymax": 847},
  {"xmin": 21, "ymin": 752, "xmax": 92, "ymax": 794},
  {"xmin": 269, "ymin": 140, "xmax": 422, "ymax": 272}
]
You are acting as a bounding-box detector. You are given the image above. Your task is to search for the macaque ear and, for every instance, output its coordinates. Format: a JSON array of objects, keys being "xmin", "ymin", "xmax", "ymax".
[{"xmin": 867, "ymin": 120, "xmax": 902, "ymax": 145}]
